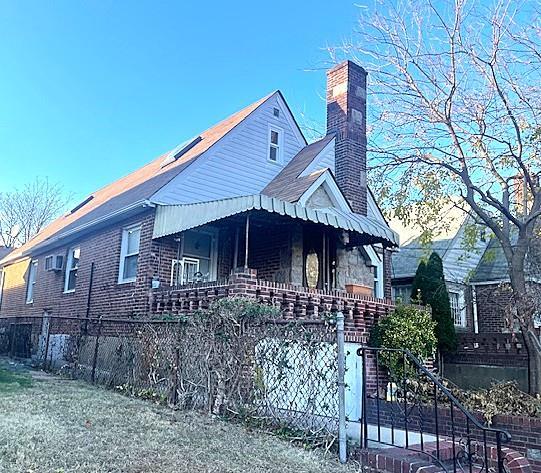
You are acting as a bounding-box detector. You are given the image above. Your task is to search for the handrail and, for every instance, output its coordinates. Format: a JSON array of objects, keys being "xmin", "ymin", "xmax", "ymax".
[{"xmin": 358, "ymin": 346, "xmax": 512, "ymax": 443}]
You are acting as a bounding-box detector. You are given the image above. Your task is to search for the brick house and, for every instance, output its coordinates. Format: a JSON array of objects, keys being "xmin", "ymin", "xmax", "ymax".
[
  {"xmin": 391, "ymin": 217, "xmax": 537, "ymax": 390},
  {"xmin": 0, "ymin": 61, "xmax": 398, "ymax": 327},
  {"xmin": 391, "ymin": 215, "xmax": 489, "ymax": 332}
]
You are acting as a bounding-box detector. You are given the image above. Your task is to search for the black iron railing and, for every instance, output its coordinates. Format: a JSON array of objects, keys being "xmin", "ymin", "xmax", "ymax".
[{"xmin": 357, "ymin": 346, "xmax": 511, "ymax": 473}]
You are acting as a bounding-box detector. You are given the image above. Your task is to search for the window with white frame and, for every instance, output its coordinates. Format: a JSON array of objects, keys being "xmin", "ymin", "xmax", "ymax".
[
  {"xmin": 365, "ymin": 246, "xmax": 384, "ymax": 298},
  {"xmin": 449, "ymin": 290, "xmax": 466, "ymax": 327},
  {"xmin": 64, "ymin": 247, "xmax": 80, "ymax": 293},
  {"xmin": 373, "ymin": 265, "xmax": 381, "ymax": 297},
  {"xmin": 170, "ymin": 229, "xmax": 217, "ymax": 286},
  {"xmin": 119, "ymin": 225, "xmax": 141, "ymax": 283},
  {"xmin": 26, "ymin": 260, "xmax": 38, "ymax": 304},
  {"xmin": 0, "ymin": 269, "xmax": 4, "ymax": 308},
  {"xmin": 392, "ymin": 285, "xmax": 412, "ymax": 303},
  {"xmin": 268, "ymin": 127, "xmax": 282, "ymax": 162}
]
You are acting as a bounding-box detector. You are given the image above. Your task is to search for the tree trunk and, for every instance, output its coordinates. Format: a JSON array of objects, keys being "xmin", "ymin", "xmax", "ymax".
[
  {"xmin": 507, "ymin": 244, "xmax": 541, "ymax": 394},
  {"xmin": 523, "ymin": 330, "xmax": 541, "ymax": 394}
]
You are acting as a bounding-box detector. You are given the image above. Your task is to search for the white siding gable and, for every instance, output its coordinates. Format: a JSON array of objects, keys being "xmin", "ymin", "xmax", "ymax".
[
  {"xmin": 299, "ymin": 138, "xmax": 335, "ymax": 176},
  {"xmin": 151, "ymin": 93, "xmax": 306, "ymax": 205},
  {"xmin": 297, "ymin": 137, "xmax": 387, "ymax": 225}
]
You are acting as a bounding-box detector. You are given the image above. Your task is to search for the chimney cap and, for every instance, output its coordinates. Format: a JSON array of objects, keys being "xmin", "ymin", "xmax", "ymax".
[{"xmin": 326, "ymin": 60, "xmax": 367, "ymax": 76}]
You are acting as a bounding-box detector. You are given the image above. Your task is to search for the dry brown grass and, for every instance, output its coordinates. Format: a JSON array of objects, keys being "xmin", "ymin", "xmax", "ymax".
[{"xmin": 0, "ymin": 370, "xmax": 360, "ymax": 473}]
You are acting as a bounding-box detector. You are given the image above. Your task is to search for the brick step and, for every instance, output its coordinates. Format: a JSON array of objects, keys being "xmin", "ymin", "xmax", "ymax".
[{"xmin": 360, "ymin": 439, "xmax": 532, "ymax": 473}]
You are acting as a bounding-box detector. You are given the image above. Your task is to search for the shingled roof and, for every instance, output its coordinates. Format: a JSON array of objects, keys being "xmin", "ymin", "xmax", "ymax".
[
  {"xmin": 2, "ymin": 92, "xmax": 276, "ymax": 264},
  {"xmin": 262, "ymin": 135, "xmax": 334, "ymax": 202}
]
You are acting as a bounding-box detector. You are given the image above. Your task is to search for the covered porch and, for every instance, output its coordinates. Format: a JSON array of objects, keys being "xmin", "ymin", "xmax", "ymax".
[{"xmin": 148, "ymin": 194, "xmax": 398, "ymax": 318}]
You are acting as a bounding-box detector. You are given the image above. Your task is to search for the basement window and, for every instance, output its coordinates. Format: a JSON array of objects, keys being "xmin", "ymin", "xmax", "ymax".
[
  {"xmin": 118, "ymin": 224, "xmax": 141, "ymax": 283},
  {"xmin": 268, "ymin": 126, "xmax": 282, "ymax": 163},
  {"xmin": 64, "ymin": 247, "xmax": 80, "ymax": 293}
]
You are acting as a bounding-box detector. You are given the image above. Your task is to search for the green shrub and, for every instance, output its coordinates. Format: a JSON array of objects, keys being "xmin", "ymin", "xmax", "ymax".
[{"xmin": 370, "ymin": 303, "xmax": 437, "ymax": 377}]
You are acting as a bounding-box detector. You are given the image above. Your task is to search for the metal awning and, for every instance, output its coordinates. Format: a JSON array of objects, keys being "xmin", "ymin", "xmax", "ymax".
[{"xmin": 152, "ymin": 194, "xmax": 399, "ymax": 247}]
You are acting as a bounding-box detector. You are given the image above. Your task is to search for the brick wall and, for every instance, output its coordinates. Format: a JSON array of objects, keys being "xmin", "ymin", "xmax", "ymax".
[
  {"xmin": 446, "ymin": 332, "xmax": 528, "ymax": 367},
  {"xmin": 248, "ymin": 223, "xmax": 292, "ymax": 283},
  {"xmin": 0, "ymin": 209, "xmax": 156, "ymax": 320},
  {"xmin": 475, "ymin": 283, "xmax": 514, "ymax": 333}
]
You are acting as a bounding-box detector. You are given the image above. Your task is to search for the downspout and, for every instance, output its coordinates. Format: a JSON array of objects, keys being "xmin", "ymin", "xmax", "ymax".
[
  {"xmin": 84, "ymin": 262, "xmax": 95, "ymax": 334},
  {"xmin": 472, "ymin": 284, "xmax": 479, "ymax": 334}
]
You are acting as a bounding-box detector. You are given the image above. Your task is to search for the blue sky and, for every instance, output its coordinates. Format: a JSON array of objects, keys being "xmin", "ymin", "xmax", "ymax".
[{"xmin": 0, "ymin": 0, "xmax": 360, "ymax": 202}]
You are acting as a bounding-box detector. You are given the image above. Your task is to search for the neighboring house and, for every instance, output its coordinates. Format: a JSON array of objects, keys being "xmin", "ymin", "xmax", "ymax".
[
  {"xmin": 391, "ymin": 217, "xmax": 537, "ymax": 390},
  {"xmin": 391, "ymin": 216, "xmax": 487, "ymax": 332},
  {"xmin": 0, "ymin": 61, "xmax": 398, "ymax": 324},
  {"xmin": 0, "ymin": 246, "xmax": 12, "ymax": 310}
]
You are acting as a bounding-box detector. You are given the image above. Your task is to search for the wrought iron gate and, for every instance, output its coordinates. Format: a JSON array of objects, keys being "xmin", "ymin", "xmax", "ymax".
[{"xmin": 357, "ymin": 346, "xmax": 511, "ymax": 473}]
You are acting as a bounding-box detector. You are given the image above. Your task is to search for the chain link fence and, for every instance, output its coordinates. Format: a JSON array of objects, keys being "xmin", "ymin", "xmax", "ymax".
[{"xmin": 0, "ymin": 299, "xmax": 341, "ymax": 449}]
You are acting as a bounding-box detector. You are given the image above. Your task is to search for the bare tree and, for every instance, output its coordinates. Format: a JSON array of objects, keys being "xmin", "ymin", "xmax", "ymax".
[
  {"xmin": 0, "ymin": 178, "xmax": 70, "ymax": 248},
  {"xmin": 331, "ymin": 0, "xmax": 541, "ymax": 391}
]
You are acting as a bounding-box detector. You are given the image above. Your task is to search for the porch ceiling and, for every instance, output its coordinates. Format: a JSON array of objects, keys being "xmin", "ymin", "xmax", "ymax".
[{"xmin": 152, "ymin": 195, "xmax": 399, "ymax": 247}]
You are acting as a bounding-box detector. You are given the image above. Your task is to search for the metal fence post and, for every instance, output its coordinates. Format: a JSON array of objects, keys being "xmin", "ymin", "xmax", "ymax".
[
  {"xmin": 91, "ymin": 318, "xmax": 102, "ymax": 384},
  {"xmin": 336, "ymin": 311, "xmax": 347, "ymax": 463}
]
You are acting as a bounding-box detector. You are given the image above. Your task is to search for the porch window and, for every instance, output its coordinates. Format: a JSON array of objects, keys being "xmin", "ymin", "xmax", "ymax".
[
  {"xmin": 449, "ymin": 290, "xmax": 466, "ymax": 327},
  {"xmin": 64, "ymin": 247, "xmax": 80, "ymax": 293},
  {"xmin": 26, "ymin": 260, "xmax": 38, "ymax": 304},
  {"xmin": 170, "ymin": 229, "xmax": 217, "ymax": 285},
  {"xmin": 118, "ymin": 224, "xmax": 141, "ymax": 283},
  {"xmin": 365, "ymin": 246, "xmax": 384, "ymax": 298}
]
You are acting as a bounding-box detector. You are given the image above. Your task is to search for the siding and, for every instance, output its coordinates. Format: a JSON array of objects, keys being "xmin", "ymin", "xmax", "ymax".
[
  {"xmin": 299, "ymin": 139, "xmax": 336, "ymax": 176},
  {"xmin": 151, "ymin": 93, "xmax": 305, "ymax": 205}
]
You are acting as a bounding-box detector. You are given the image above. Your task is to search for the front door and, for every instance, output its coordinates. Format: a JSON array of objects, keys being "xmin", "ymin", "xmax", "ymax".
[{"xmin": 303, "ymin": 226, "xmax": 336, "ymax": 290}]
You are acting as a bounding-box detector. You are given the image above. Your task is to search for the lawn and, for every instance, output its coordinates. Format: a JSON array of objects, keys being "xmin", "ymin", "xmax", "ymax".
[{"xmin": 0, "ymin": 364, "xmax": 360, "ymax": 473}]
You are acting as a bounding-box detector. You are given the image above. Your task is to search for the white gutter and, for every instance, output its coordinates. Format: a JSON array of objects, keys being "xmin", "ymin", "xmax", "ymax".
[{"xmin": 472, "ymin": 284, "xmax": 479, "ymax": 334}]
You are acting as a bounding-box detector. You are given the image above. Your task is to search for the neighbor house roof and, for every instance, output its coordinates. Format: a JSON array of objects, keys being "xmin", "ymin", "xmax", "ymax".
[
  {"xmin": 262, "ymin": 135, "xmax": 334, "ymax": 202},
  {"xmin": 470, "ymin": 238, "xmax": 509, "ymax": 283},
  {"xmin": 1, "ymin": 92, "xmax": 277, "ymax": 265},
  {"xmin": 391, "ymin": 238, "xmax": 453, "ymax": 280},
  {"xmin": 0, "ymin": 247, "xmax": 12, "ymax": 262}
]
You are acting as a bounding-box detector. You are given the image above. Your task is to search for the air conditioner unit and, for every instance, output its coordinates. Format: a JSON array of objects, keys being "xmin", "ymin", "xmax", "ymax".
[{"xmin": 45, "ymin": 255, "xmax": 64, "ymax": 272}]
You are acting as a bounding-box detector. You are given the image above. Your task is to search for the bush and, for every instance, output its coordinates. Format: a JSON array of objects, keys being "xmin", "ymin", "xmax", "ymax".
[{"xmin": 370, "ymin": 303, "xmax": 437, "ymax": 377}]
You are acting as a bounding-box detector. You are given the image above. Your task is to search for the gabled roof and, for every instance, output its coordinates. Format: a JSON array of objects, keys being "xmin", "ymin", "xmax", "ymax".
[
  {"xmin": 262, "ymin": 135, "xmax": 334, "ymax": 202},
  {"xmin": 0, "ymin": 247, "xmax": 12, "ymax": 262},
  {"xmin": 470, "ymin": 238, "xmax": 509, "ymax": 283},
  {"xmin": 2, "ymin": 92, "xmax": 277, "ymax": 264},
  {"xmin": 391, "ymin": 238, "xmax": 454, "ymax": 280}
]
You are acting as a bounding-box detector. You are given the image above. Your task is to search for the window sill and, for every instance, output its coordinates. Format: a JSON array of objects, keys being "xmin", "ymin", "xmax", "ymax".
[
  {"xmin": 267, "ymin": 159, "xmax": 282, "ymax": 166},
  {"xmin": 118, "ymin": 278, "xmax": 136, "ymax": 285},
  {"xmin": 25, "ymin": 300, "xmax": 33, "ymax": 305},
  {"xmin": 63, "ymin": 289, "xmax": 76, "ymax": 294}
]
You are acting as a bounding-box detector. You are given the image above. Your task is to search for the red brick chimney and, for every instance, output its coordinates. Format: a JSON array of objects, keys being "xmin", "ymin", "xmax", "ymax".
[{"xmin": 326, "ymin": 60, "xmax": 368, "ymax": 215}]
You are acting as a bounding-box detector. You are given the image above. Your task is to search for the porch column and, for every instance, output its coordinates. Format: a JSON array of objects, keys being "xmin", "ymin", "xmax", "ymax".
[{"xmin": 244, "ymin": 213, "xmax": 250, "ymax": 269}]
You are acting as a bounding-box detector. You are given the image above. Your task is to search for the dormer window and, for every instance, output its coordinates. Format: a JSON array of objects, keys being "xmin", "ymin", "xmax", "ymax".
[{"xmin": 268, "ymin": 126, "xmax": 282, "ymax": 163}]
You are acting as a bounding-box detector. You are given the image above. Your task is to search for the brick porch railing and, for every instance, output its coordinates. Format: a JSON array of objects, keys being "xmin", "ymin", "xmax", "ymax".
[
  {"xmin": 445, "ymin": 332, "xmax": 529, "ymax": 367},
  {"xmin": 148, "ymin": 268, "xmax": 395, "ymax": 343}
]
